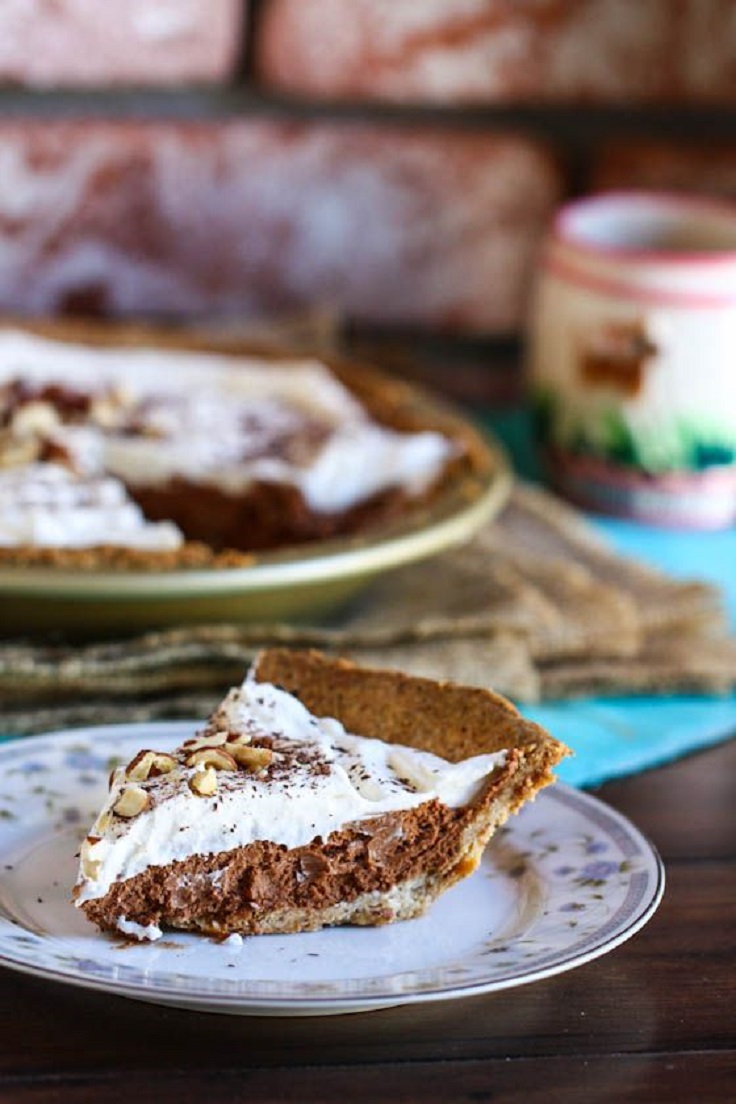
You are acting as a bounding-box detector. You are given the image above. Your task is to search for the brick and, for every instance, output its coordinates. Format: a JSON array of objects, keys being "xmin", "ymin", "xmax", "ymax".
[
  {"xmin": 255, "ymin": 0, "xmax": 675, "ymax": 104},
  {"xmin": 0, "ymin": 0, "xmax": 243, "ymax": 86},
  {"xmin": 680, "ymin": 1, "xmax": 736, "ymax": 102},
  {"xmin": 593, "ymin": 142, "xmax": 736, "ymax": 203},
  {"xmin": 0, "ymin": 120, "xmax": 563, "ymax": 335}
]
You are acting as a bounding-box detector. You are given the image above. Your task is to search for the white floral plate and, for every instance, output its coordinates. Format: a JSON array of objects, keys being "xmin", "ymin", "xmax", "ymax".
[{"xmin": 0, "ymin": 723, "xmax": 664, "ymax": 1017}]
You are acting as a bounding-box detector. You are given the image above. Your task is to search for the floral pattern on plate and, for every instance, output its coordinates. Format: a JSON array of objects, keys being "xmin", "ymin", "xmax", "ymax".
[{"xmin": 0, "ymin": 723, "xmax": 664, "ymax": 1016}]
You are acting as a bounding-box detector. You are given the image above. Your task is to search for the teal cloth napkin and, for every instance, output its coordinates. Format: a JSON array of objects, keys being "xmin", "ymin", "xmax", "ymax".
[{"xmin": 490, "ymin": 408, "xmax": 736, "ymax": 789}]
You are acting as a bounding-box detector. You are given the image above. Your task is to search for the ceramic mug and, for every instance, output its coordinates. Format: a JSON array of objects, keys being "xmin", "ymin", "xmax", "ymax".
[{"xmin": 528, "ymin": 191, "xmax": 736, "ymax": 528}]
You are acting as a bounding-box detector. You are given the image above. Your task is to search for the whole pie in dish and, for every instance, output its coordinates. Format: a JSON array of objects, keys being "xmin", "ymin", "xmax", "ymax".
[
  {"xmin": 74, "ymin": 649, "xmax": 569, "ymax": 941},
  {"xmin": 0, "ymin": 321, "xmax": 479, "ymax": 568}
]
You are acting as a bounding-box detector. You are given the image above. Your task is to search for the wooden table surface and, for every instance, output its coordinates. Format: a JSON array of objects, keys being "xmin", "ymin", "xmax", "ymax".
[{"xmin": 0, "ymin": 737, "xmax": 733, "ymax": 1104}]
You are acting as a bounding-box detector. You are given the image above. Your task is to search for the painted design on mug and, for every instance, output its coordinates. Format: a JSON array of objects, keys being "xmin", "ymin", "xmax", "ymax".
[
  {"xmin": 578, "ymin": 320, "xmax": 657, "ymax": 399},
  {"xmin": 535, "ymin": 314, "xmax": 736, "ymax": 477}
]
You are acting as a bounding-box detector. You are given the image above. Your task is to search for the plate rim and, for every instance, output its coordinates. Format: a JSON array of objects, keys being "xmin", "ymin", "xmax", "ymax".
[{"xmin": 0, "ymin": 722, "xmax": 665, "ymax": 1015}]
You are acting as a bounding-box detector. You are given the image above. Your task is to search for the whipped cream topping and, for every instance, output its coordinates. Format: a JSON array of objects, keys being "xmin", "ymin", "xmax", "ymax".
[
  {"xmin": 0, "ymin": 463, "xmax": 183, "ymax": 550},
  {"xmin": 116, "ymin": 917, "xmax": 163, "ymax": 942},
  {"xmin": 0, "ymin": 329, "xmax": 454, "ymax": 546},
  {"xmin": 76, "ymin": 678, "xmax": 506, "ymax": 910}
]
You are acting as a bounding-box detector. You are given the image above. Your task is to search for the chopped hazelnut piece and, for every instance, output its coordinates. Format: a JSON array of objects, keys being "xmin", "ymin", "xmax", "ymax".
[
  {"xmin": 80, "ymin": 835, "xmax": 104, "ymax": 880},
  {"xmin": 113, "ymin": 785, "xmax": 150, "ymax": 818},
  {"xmin": 0, "ymin": 431, "xmax": 40, "ymax": 468},
  {"xmin": 230, "ymin": 745, "xmax": 273, "ymax": 771},
  {"xmin": 81, "ymin": 854, "xmax": 102, "ymax": 881},
  {"xmin": 11, "ymin": 400, "xmax": 60, "ymax": 436},
  {"xmin": 89, "ymin": 387, "xmax": 133, "ymax": 429},
  {"xmin": 189, "ymin": 766, "xmax": 218, "ymax": 797},
  {"xmin": 185, "ymin": 747, "xmax": 238, "ymax": 772},
  {"xmin": 183, "ymin": 731, "xmax": 229, "ymax": 752},
  {"xmin": 126, "ymin": 750, "xmax": 177, "ymax": 782},
  {"xmin": 226, "ymin": 731, "xmax": 252, "ymax": 747}
]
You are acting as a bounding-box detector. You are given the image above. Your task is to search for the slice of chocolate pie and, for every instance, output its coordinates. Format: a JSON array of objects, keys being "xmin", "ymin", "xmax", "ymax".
[{"xmin": 74, "ymin": 650, "xmax": 569, "ymax": 941}]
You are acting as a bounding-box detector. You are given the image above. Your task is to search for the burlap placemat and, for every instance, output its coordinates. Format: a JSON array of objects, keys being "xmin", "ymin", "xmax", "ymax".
[{"xmin": 2, "ymin": 484, "xmax": 734, "ymax": 735}]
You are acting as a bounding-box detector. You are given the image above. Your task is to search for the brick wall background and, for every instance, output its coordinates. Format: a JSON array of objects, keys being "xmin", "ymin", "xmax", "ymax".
[{"xmin": 0, "ymin": 0, "xmax": 733, "ymax": 406}]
